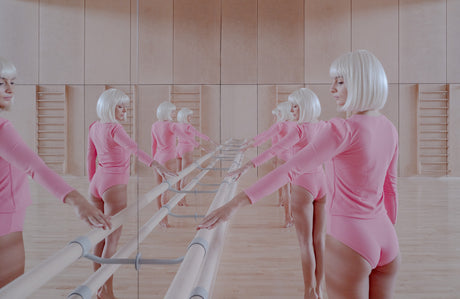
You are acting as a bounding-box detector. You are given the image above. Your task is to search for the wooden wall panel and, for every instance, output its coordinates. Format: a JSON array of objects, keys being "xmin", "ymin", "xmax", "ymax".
[
  {"xmin": 447, "ymin": 0, "xmax": 460, "ymax": 83},
  {"xmin": 2, "ymin": 85, "xmax": 37, "ymax": 149},
  {"xmin": 448, "ymin": 84, "xmax": 460, "ymax": 176},
  {"xmin": 305, "ymin": 0, "xmax": 351, "ymax": 84},
  {"xmin": 0, "ymin": 0, "xmax": 39, "ymax": 84},
  {"xmin": 221, "ymin": 0, "xmax": 258, "ymax": 84},
  {"xmin": 136, "ymin": 85, "xmax": 170, "ymax": 176},
  {"xmin": 66, "ymin": 85, "xmax": 85, "ymax": 175},
  {"xmin": 352, "ymin": 0, "xmax": 398, "ymax": 83},
  {"xmin": 39, "ymin": 0, "xmax": 84, "ymax": 84},
  {"xmin": 85, "ymin": 0, "xmax": 131, "ymax": 84},
  {"xmin": 398, "ymin": 84, "xmax": 418, "ymax": 176},
  {"xmin": 201, "ymin": 85, "xmax": 221, "ymax": 144},
  {"xmin": 221, "ymin": 85, "xmax": 258, "ymax": 141},
  {"xmin": 258, "ymin": 0, "xmax": 304, "ymax": 84},
  {"xmin": 382, "ymin": 84, "xmax": 399, "ymax": 131},
  {"xmin": 399, "ymin": 0, "xmax": 446, "ymax": 83},
  {"xmin": 173, "ymin": 0, "xmax": 221, "ymax": 84},
  {"xmin": 138, "ymin": 0, "xmax": 173, "ymax": 84}
]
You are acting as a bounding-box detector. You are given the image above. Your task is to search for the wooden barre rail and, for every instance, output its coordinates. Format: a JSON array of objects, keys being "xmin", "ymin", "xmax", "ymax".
[
  {"xmin": 0, "ymin": 146, "xmax": 223, "ymax": 299},
  {"xmin": 164, "ymin": 150, "xmax": 244, "ymax": 299}
]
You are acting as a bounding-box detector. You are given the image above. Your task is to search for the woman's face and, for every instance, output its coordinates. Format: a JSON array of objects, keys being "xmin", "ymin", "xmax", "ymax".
[
  {"xmin": 330, "ymin": 76, "xmax": 347, "ymax": 107},
  {"xmin": 187, "ymin": 114, "xmax": 192, "ymax": 123},
  {"xmin": 0, "ymin": 76, "xmax": 15, "ymax": 111},
  {"xmin": 290, "ymin": 102, "xmax": 300, "ymax": 121},
  {"xmin": 115, "ymin": 103, "xmax": 128, "ymax": 122}
]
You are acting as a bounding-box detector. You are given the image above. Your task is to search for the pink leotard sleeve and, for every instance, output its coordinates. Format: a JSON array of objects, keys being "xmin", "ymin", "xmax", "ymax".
[
  {"xmin": 87, "ymin": 122, "xmax": 97, "ymax": 181},
  {"xmin": 383, "ymin": 144, "xmax": 398, "ymax": 224},
  {"xmin": 0, "ymin": 119, "xmax": 74, "ymax": 203},
  {"xmin": 186, "ymin": 124, "xmax": 210, "ymax": 142},
  {"xmin": 112, "ymin": 125, "xmax": 153, "ymax": 166},
  {"xmin": 252, "ymin": 123, "xmax": 281, "ymax": 147},
  {"xmin": 245, "ymin": 115, "xmax": 399, "ymax": 222},
  {"xmin": 251, "ymin": 125, "xmax": 301, "ymax": 167}
]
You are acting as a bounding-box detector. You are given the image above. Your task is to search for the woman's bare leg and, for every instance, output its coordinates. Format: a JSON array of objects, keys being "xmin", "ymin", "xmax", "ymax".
[
  {"xmin": 325, "ymin": 235, "xmax": 372, "ymax": 299},
  {"xmin": 0, "ymin": 231, "xmax": 25, "ymax": 287},
  {"xmin": 179, "ymin": 152, "xmax": 193, "ymax": 206},
  {"xmin": 283, "ymin": 183, "xmax": 294, "ymax": 227},
  {"xmin": 290, "ymin": 185, "xmax": 317, "ymax": 298},
  {"xmin": 369, "ymin": 255, "xmax": 400, "ymax": 299},
  {"xmin": 312, "ymin": 196, "xmax": 327, "ymax": 299},
  {"xmin": 97, "ymin": 184, "xmax": 128, "ymax": 299},
  {"xmin": 158, "ymin": 158, "xmax": 177, "ymax": 227},
  {"xmin": 90, "ymin": 195, "xmax": 105, "ymax": 273}
]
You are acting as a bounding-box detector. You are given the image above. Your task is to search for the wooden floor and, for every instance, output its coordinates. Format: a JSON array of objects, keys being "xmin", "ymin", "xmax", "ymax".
[{"xmin": 18, "ymin": 175, "xmax": 460, "ymax": 298}]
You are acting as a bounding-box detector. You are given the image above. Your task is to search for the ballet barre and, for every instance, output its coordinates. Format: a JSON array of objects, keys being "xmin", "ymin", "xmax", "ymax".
[
  {"xmin": 164, "ymin": 151, "xmax": 243, "ymax": 299},
  {"xmin": 0, "ymin": 144, "xmax": 227, "ymax": 299}
]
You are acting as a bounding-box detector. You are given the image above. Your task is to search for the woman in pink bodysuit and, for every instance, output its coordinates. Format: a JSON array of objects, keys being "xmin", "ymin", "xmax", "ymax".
[
  {"xmin": 198, "ymin": 50, "xmax": 400, "ymax": 299},
  {"xmin": 175, "ymin": 108, "xmax": 215, "ymax": 205},
  {"xmin": 242, "ymin": 101, "xmax": 296, "ymax": 219},
  {"xmin": 88, "ymin": 89, "xmax": 172, "ymax": 299},
  {"xmin": 229, "ymin": 88, "xmax": 327, "ymax": 297},
  {"xmin": 0, "ymin": 57, "xmax": 111, "ymax": 288},
  {"xmin": 151, "ymin": 101, "xmax": 179, "ymax": 227}
]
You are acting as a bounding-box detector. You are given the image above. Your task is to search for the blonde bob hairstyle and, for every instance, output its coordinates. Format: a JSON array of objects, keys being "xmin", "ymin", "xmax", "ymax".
[
  {"xmin": 156, "ymin": 101, "xmax": 176, "ymax": 121},
  {"xmin": 177, "ymin": 108, "xmax": 193, "ymax": 123},
  {"xmin": 288, "ymin": 88, "xmax": 321, "ymax": 123},
  {"xmin": 329, "ymin": 49, "xmax": 388, "ymax": 112},
  {"xmin": 0, "ymin": 56, "xmax": 16, "ymax": 79},
  {"xmin": 272, "ymin": 101, "xmax": 293, "ymax": 122},
  {"xmin": 0, "ymin": 57, "xmax": 17, "ymax": 110},
  {"xmin": 96, "ymin": 88, "xmax": 130, "ymax": 123}
]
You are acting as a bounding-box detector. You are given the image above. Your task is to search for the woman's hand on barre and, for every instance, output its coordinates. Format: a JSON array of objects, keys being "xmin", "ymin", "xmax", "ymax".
[
  {"xmin": 64, "ymin": 190, "xmax": 112, "ymax": 230},
  {"xmin": 227, "ymin": 161, "xmax": 254, "ymax": 181},
  {"xmin": 151, "ymin": 161, "xmax": 177, "ymax": 179},
  {"xmin": 197, "ymin": 191, "xmax": 251, "ymax": 230}
]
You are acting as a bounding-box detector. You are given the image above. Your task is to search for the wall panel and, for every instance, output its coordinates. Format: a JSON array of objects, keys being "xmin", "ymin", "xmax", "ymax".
[
  {"xmin": 305, "ymin": 0, "xmax": 351, "ymax": 84},
  {"xmin": 138, "ymin": 0, "xmax": 173, "ymax": 84},
  {"xmin": 448, "ymin": 84, "xmax": 460, "ymax": 176},
  {"xmin": 399, "ymin": 0, "xmax": 446, "ymax": 83},
  {"xmin": 221, "ymin": 0, "xmax": 258, "ymax": 84},
  {"xmin": 258, "ymin": 0, "xmax": 304, "ymax": 84},
  {"xmin": 173, "ymin": 0, "xmax": 221, "ymax": 84},
  {"xmin": 39, "ymin": 0, "xmax": 84, "ymax": 84},
  {"xmin": 398, "ymin": 84, "xmax": 418, "ymax": 176},
  {"xmin": 447, "ymin": 0, "xmax": 460, "ymax": 83},
  {"xmin": 0, "ymin": 0, "xmax": 39, "ymax": 84},
  {"xmin": 201, "ymin": 85, "xmax": 221, "ymax": 144},
  {"xmin": 67, "ymin": 85, "xmax": 85, "ymax": 175},
  {"xmin": 85, "ymin": 0, "xmax": 131, "ymax": 84},
  {"xmin": 352, "ymin": 0, "xmax": 398, "ymax": 83},
  {"xmin": 3, "ymin": 85, "xmax": 37, "ymax": 149}
]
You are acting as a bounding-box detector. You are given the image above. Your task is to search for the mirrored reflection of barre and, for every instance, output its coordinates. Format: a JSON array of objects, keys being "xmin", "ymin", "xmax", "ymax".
[
  {"xmin": 0, "ymin": 141, "xmax": 246, "ymax": 299},
  {"xmin": 164, "ymin": 151, "xmax": 243, "ymax": 299}
]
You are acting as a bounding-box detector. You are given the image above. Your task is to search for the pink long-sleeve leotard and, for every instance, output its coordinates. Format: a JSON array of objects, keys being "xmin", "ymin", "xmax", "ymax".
[
  {"xmin": 151, "ymin": 121, "xmax": 179, "ymax": 164},
  {"xmin": 251, "ymin": 121, "xmax": 297, "ymax": 162},
  {"xmin": 251, "ymin": 121, "xmax": 327, "ymax": 200},
  {"xmin": 0, "ymin": 118, "xmax": 74, "ymax": 234},
  {"xmin": 88, "ymin": 121, "xmax": 153, "ymax": 199},
  {"xmin": 245, "ymin": 114, "xmax": 399, "ymax": 268},
  {"xmin": 175, "ymin": 123, "xmax": 210, "ymax": 158}
]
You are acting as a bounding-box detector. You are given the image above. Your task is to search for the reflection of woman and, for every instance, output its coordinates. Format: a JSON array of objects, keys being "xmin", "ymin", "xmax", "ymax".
[
  {"xmin": 88, "ymin": 89, "xmax": 172, "ymax": 299},
  {"xmin": 199, "ymin": 50, "xmax": 400, "ymax": 299},
  {"xmin": 229, "ymin": 88, "xmax": 328, "ymax": 296},
  {"xmin": 175, "ymin": 108, "xmax": 215, "ymax": 201},
  {"xmin": 0, "ymin": 56, "xmax": 111, "ymax": 288},
  {"xmin": 241, "ymin": 101, "xmax": 296, "ymax": 224},
  {"xmin": 151, "ymin": 102, "xmax": 178, "ymax": 227}
]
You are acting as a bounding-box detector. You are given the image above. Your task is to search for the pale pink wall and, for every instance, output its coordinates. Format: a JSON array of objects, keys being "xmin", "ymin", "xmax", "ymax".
[{"xmin": 1, "ymin": 0, "xmax": 459, "ymax": 177}]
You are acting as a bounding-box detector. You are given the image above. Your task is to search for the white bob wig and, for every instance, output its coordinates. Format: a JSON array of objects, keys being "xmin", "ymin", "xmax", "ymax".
[
  {"xmin": 0, "ymin": 56, "xmax": 17, "ymax": 79},
  {"xmin": 96, "ymin": 88, "xmax": 130, "ymax": 123},
  {"xmin": 177, "ymin": 108, "xmax": 193, "ymax": 123},
  {"xmin": 329, "ymin": 49, "xmax": 388, "ymax": 112},
  {"xmin": 272, "ymin": 101, "xmax": 293, "ymax": 122},
  {"xmin": 0, "ymin": 57, "xmax": 17, "ymax": 111},
  {"xmin": 156, "ymin": 101, "xmax": 176, "ymax": 121},
  {"xmin": 288, "ymin": 88, "xmax": 321, "ymax": 123}
]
